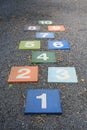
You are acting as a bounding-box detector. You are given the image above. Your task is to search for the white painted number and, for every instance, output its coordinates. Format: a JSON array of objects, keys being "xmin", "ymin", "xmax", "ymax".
[
  {"xmin": 25, "ymin": 42, "xmax": 34, "ymax": 48},
  {"xmin": 37, "ymin": 53, "xmax": 49, "ymax": 60},
  {"xmin": 53, "ymin": 41, "xmax": 63, "ymax": 48},
  {"xmin": 41, "ymin": 33, "xmax": 48, "ymax": 38},
  {"xmin": 28, "ymin": 26, "xmax": 36, "ymax": 30},
  {"xmin": 53, "ymin": 26, "xmax": 61, "ymax": 30},
  {"xmin": 16, "ymin": 68, "xmax": 31, "ymax": 79},
  {"xmin": 40, "ymin": 21, "xmax": 52, "ymax": 24},
  {"xmin": 36, "ymin": 93, "xmax": 47, "ymax": 109},
  {"xmin": 56, "ymin": 69, "xmax": 69, "ymax": 80}
]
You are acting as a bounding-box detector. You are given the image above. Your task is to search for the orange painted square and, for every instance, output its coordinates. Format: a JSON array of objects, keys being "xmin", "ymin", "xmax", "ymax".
[
  {"xmin": 8, "ymin": 66, "xmax": 38, "ymax": 83},
  {"xmin": 48, "ymin": 25, "xmax": 65, "ymax": 31}
]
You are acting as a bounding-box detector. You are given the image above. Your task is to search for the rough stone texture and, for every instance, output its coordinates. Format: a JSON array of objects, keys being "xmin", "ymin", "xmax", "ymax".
[{"xmin": 0, "ymin": 0, "xmax": 87, "ymax": 130}]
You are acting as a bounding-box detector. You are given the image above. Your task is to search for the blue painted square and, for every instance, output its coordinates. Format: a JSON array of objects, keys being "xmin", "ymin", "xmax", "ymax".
[
  {"xmin": 48, "ymin": 40, "xmax": 70, "ymax": 50},
  {"xmin": 36, "ymin": 32, "xmax": 54, "ymax": 38},
  {"xmin": 48, "ymin": 67, "xmax": 78, "ymax": 83},
  {"xmin": 24, "ymin": 89, "xmax": 62, "ymax": 114}
]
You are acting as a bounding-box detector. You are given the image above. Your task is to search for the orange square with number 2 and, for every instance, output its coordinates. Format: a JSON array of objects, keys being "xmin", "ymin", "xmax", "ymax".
[
  {"xmin": 8, "ymin": 66, "xmax": 38, "ymax": 83},
  {"xmin": 48, "ymin": 25, "xmax": 65, "ymax": 31}
]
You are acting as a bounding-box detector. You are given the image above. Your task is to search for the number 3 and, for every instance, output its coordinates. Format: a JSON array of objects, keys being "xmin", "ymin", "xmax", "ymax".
[
  {"xmin": 16, "ymin": 68, "xmax": 31, "ymax": 79},
  {"xmin": 56, "ymin": 69, "xmax": 69, "ymax": 80}
]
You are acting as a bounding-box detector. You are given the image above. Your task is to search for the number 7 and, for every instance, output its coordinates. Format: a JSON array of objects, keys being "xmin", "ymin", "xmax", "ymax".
[{"xmin": 41, "ymin": 33, "xmax": 48, "ymax": 38}]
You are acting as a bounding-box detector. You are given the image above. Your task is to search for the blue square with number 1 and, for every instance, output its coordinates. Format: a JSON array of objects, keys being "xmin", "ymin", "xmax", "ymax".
[
  {"xmin": 36, "ymin": 32, "xmax": 55, "ymax": 38},
  {"xmin": 48, "ymin": 40, "xmax": 70, "ymax": 50},
  {"xmin": 24, "ymin": 89, "xmax": 62, "ymax": 114}
]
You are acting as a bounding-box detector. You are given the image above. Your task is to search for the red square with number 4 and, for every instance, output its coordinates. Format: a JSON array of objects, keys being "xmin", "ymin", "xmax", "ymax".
[
  {"xmin": 8, "ymin": 66, "xmax": 38, "ymax": 83},
  {"xmin": 48, "ymin": 25, "xmax": 65, "ymax": 31}
]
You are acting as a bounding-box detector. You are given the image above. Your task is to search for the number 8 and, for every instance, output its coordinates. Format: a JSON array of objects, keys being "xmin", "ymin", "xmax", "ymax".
[{"xmin": 28, "ymin": 26, "xmax": 36, "ymax": 30}]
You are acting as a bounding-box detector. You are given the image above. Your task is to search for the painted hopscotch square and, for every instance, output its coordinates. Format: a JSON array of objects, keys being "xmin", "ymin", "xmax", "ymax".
[
  {"xmin": 24, "ymin": 25, "xmax": 40, "ymax": 31},
  {"xmin": 48, "ymin": 40, "xmax": 70, "ymax": 50},
  {"xmin": 24, "ymin": 89, "xmax": 62, "ymax": 114},
  {"xmin": 48, "ymin": 25, "xmax": 65, "ymax": 31},
  {"xmin": 19, "ymin": 40, "xmax": 40, "ymax": 50},
  {"xmin": 38, "ymin": 20, "xmax": 53, "ymax": 25},
  {"xmin": 48, "ymin": 67, "xmax": 78, "ymax": 83},
  {"xmin": 8, "ymin": 66, "xmax": 38, "ymax": 83},
  {"xmin": 36, "ymin": 32, "xmax": 55, "ymax": 38},
  {"xmin": 32, "ymin": 51, "xmax": 56, "ymax": 63}
]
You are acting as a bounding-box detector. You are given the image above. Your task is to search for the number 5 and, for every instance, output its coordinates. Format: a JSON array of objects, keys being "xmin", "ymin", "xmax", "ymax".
[{"xmin": 25, "ymin": 42, "xmax": 34, "ymax": 48}]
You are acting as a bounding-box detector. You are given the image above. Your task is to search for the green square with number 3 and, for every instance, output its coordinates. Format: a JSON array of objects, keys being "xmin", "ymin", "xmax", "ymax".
[
  {"xmin": 19, "ymin": 41, "xmax": 40, "ymax": 50},
  {"xmin": 32, "ymin": 51, "xmax": 56, "ymax": 63}
]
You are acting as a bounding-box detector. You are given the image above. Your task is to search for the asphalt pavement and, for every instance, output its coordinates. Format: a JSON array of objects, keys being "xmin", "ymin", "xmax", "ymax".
[{"xmin": 0, "ymin": 0, "xmax": 87, "ymax": 130}]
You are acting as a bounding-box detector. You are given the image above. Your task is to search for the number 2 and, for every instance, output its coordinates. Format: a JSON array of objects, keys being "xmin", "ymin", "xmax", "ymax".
[
  {"xmin": 16, "ymin": 68, "xmax": 31, "ymax": 79},
  {"xmin": 36, "ymin": 93, "xmax": 47, "ymax": 109}
]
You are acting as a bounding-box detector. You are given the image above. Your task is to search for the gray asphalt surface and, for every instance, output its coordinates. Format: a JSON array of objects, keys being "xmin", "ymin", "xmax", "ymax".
[{"xmin": 0, "ymin": 0, "xmax": 87, "ymax": 130}]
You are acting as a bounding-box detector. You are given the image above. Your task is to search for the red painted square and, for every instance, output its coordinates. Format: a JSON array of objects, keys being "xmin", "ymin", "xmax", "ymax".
[
  {"xmin": 8, "ymin": 66, "xmax": 38, "ymax": 83},
  {"xmin": 48, "ymin": 25, "xmax": 65, "ymax": 31}
]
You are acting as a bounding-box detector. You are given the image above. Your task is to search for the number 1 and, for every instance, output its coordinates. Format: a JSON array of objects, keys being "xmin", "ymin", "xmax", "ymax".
[{"xmin": 36, "ymin": 93, "xmax": 47, "ymax": 109}]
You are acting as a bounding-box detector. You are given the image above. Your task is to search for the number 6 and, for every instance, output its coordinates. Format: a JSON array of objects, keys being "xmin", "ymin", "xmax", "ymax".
[{"xmin": 53, "ymin": 41, "xmax": 63, "ymax": 48}]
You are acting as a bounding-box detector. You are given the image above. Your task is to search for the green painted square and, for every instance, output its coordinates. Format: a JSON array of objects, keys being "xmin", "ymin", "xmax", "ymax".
[
  {"xmin": 32, "ymin": 51, "xmax": 56, "ymax": 63},
  {"xmin": 19, "ymin": 41, "xmax": 40, "ymax": 50}
]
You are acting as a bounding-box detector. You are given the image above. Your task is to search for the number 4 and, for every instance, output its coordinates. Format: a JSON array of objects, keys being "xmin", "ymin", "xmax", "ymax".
[{"xmin": 37, "ymin": 53, "xmax": 49, "ymax": 60}]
